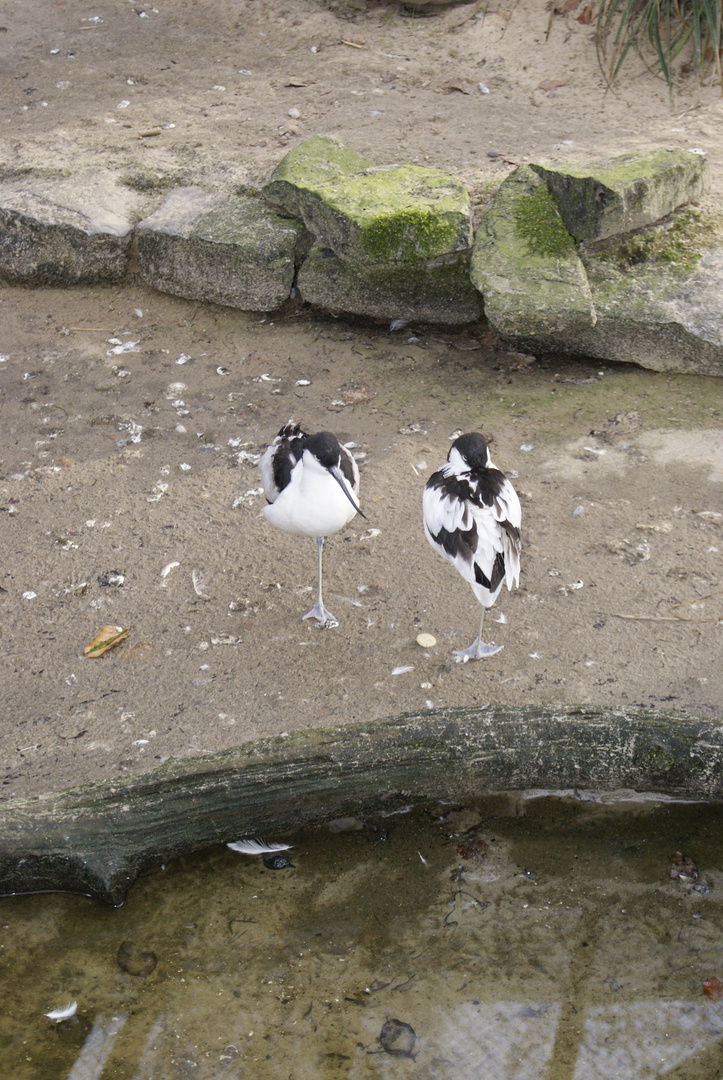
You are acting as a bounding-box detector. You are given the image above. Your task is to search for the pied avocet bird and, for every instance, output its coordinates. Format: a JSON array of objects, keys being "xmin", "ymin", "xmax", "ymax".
[
  {"xmin": 259, "ymin": 421, "xmax": 364, "ymax": 629},
  {"xmin": 423, "ymin": 431, "xmax": 521, "ymax": 662}
]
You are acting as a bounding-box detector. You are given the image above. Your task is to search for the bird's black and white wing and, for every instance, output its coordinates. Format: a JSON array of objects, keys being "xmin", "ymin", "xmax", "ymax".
[
  {"xmin": 259, "ymin": 421, "xmax": 306, "ymax": 503},
  {"xmin": 490, "ymin": 471, "xmax": 521, "ymax": 591},
  {"xmin": 423, "ymin": 464, "xmax": 521, "ymax": 597}
]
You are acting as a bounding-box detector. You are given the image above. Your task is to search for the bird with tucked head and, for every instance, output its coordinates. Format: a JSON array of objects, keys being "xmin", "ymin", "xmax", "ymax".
[{"xmin": 423, "ymin": 431, "xmax": 521, "ymax": 661}]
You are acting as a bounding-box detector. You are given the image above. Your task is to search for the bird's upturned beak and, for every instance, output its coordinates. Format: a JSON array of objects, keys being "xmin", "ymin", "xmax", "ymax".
[{"xmin": 330, "ymin": 465, "xmax": 367, "ymax": 519}]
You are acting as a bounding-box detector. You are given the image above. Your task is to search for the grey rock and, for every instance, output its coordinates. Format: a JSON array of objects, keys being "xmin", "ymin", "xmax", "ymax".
[
  {"xmin": 501, "ymin": 246, "xmax": 723, "ymax": 376},
  {"xmin": 470, "ymin": 165, "xmax": 595, "ymax": 338},
  {"xmin": 264, "ymin": 134, "xmax": 473, "ymax": 265},
  {"xmin": 0, "ymin": 170, "xmax": 142, "ymax": 284},
  {"xmin": 136, "ymin": 187, "xmax": 304, "ymax": 311},
  {"xmin": 298, "ymin": 243, "xmax": 483, "ymax": 324},
  {"xmin": 531, "ymin": 150, "xmax": 709, "ymax": 243}
]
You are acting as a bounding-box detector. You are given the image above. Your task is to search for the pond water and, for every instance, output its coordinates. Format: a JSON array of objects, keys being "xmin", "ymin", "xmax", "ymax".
[{"xmin": 2, "ymin": 792, "xmax": 723, "ymax": 1080}]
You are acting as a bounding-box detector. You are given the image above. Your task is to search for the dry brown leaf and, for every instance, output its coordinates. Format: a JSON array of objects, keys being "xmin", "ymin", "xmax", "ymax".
[
  {"xmin": 577, "ymin": 5, "xmax": 593, "ymax": 23},
  {"xmin": 84, "ymin": 624, "xmax": 130, "ymax": 658},
  {"xmin": 456, "ymin": 837, "xmax": 488, "ymax": 862},
  {"xmin": 538, "ymin": 79, "xmax": 568, "ymax": 91},
  {"xmin": 704, "ymin": 976, "xmax": 723, "ymax": 1001}
]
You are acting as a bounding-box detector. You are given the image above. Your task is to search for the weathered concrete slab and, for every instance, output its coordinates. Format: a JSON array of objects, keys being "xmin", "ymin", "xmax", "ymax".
[
  {"xmin": 531, "ymin": 150, "xmax": 709, "ymax": 243},
  {"xmin": 264, "ymin": 134, "xmax": 473, "ymax": 264},
  {"xmin": 298, "ymin": 242, "xmax": 483, "ymax": 324},
  {"xmin": 0, "ymin": 169, "xmax": 143, "ymax": 284},
  {"xmin": 136, "ymin": 187, "xmax": 304, "ymax": 311},
  {"xmin": 0, "ymin": 705, "xmax": 720, "ymax": 904},
  {"xmin": 470, "ymin": 164, "xmax": 595, "ymax": 338}
]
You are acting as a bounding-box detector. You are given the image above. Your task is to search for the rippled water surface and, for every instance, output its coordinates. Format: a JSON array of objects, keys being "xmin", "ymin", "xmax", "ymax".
[{"xmin": 2, "ymin": 792, "xmax": 723, "ymax": 1079}]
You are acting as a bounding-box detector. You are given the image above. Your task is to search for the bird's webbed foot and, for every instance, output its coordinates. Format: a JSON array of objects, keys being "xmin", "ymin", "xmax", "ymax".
[
  {"xmin": 452, "ymin": 638, "xmax": 503, "ymax": 662},
  {"xmin": 302, "ymin": 602, "xmax": 339, "ymax": 629}
]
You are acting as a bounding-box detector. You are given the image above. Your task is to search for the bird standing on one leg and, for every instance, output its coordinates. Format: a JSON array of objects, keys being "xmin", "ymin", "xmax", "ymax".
[
  {"xmin": 259, "ymin": 421, "xmax": 363, "ymax": 629},
  {"xmin": 423, "ymin": 431, "xmax": 521, "ymax": 662}
]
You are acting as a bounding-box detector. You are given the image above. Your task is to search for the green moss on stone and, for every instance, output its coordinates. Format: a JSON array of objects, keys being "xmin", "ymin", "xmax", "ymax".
[
  {"xmin": 512, "ymin": 182, "xmax": 576, "ymax": 259},
  {"xmin": 265, "ymin": 138, "xmax": 472, "ymax": 264},
  {"xmin": 120, "ymin": 170, "xmax": 182, "ymax": 194},
  {"xmin": 267, "ymin": 134, "xmax": 373, "ymax": 190},
  {"xmin": 358, "ymin": 205, "xmax": 459, "ymax": 261},
  {"xmin": 587, "ymin": 206, "xmax": 723, "ymax": 274},
  {"xmin": 553, "ymin": 150, "xmax": 702, "ymax": 187}
]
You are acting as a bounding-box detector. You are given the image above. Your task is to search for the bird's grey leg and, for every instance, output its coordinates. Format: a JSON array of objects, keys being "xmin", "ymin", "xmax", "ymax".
[
  {"xmin": 452, "ymin": 607, "xmax": 503, "ymax": 662},
  {"xmin": 302, "ymin": 536, "xmax": 339, "ymax": 629}
]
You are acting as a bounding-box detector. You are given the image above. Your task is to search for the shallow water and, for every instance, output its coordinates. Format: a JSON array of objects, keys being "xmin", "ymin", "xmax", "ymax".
[{"xmin": 2, "ymin": 792, "xmax": 723, "ymax": 1079}]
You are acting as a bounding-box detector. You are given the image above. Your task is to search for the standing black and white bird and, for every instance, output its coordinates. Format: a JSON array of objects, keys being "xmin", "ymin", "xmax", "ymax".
[
  {"xmin": 259, "ymin": 421, "xmax": 364, "ymax": 629},
  {"xmin": 423, "ymin": 431, "xmax": 521, "ymax": 662}
]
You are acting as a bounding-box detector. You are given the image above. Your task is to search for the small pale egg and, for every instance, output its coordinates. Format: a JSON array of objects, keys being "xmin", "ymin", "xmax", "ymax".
[{"xmin": 416, "ymin": 633, "xmax": 437, "ymax": 648}]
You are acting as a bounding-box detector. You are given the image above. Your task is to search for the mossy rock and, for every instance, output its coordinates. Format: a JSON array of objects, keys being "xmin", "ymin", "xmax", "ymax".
[
  {"xmin": 531, "ymin": 150, "xmax": 709, "ymax": 243},
  {"xmin": 298, "ymin": 242, "xmax": 483, "ymax": 324},
  {"xmin": 136, "ymin": 187, "xmax": 304, "ymax": 311},
  {"xmin": 470, "ymin": 165, "xmax": 595, "ymax": 339},
  {"xmin": 500, "ymin": 228, "xmax": 723, "ymax": 376},
  {"xmin": 264, "ymin": 134, "xmax": 473, "ymax": 265}
]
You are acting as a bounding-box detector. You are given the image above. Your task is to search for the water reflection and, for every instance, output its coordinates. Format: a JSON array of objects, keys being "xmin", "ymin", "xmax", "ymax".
[{"xmin": 2, "ymin": 792, "xmax": 722, "ymax": 1079}]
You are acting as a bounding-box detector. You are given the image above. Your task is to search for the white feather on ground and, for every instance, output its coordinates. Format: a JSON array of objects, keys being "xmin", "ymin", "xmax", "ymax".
[
  {"xmin": 226, "ymin": 838, "xmax": 293, "ymax": 855},
  {"xmin": 45, "ymin": 1001, "xmax": 78, "ymax": 1022}
]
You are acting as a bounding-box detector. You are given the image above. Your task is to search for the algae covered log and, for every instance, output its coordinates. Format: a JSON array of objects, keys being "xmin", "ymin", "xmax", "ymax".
[{"xmin": 1, "ymin": 704, "xmax": 722, "ymax": 904}]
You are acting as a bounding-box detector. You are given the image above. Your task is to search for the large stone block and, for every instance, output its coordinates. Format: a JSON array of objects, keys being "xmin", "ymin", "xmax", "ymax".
[
  {"xmin": 497, "ymin": 211, "xmax": 723, "ymax": 376},
  {"xmin": 136, "ymin": 187, "xmax": 304, "ymax": 311},
  {"xmin": 531, "ymin": 150, "xmax": 708, "ymax": 243},
  {"xmin": 470, "ymin": 165, "xmax": 595, "ymax": 338},
  {"xmin": 264, "ymin": 134, "xmax": 473, "ymax": 265},
  {"xmin": 298, "ymin": 243, "xmax": 483, "ymax": 324},
  {"xmin": 0, "ymin": 170, "xmax": 141, "ymax": 284}
]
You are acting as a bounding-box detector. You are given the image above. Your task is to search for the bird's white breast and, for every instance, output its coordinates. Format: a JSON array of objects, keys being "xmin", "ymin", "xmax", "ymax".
[{"xmin": 263, "ymin": 452, "xmax": 358, "ymax": 538}]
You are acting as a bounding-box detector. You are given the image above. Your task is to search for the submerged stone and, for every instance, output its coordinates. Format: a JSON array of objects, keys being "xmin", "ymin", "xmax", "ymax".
[
  {"xmin": 531, "ymin": 150, "xmax": 709, "ymax": 243},
  {"xmin": 380, "ymin": 1019, "xmax": 417, "ymax": 1057},
  {"xmin": 470, "ymin": 165, "xmax": 595, "ymax": 339},
  {"xmin": 136, "ymin": 187, "xmax": 303, "ymax": 311},
  {"xmin": 116, "ymin": 940, "xmax": 158, "ymax": 977},
  {"xmin": 0, "ymin": 170, "xmax": 142, "ymax": 284},
  {"xmin": 298, "ymin": 242, "xmax": 483, "ymax": 324},
  {"xmin": 264, "ymin": 134, "xmax": 473, "ymax": 264}
]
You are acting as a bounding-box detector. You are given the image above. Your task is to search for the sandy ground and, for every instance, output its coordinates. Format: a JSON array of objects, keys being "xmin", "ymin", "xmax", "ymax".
[{"xmin": 1, "ymin": 0, "xmax": 722, "ymax": 801}]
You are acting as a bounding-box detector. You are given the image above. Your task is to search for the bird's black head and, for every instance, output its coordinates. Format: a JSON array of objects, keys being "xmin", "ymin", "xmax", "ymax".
[
  {"xmin": 450, "ymin": 432, "xmax": 490, "ymax": 470},
  {"xmin": 303, "ymin": 431, "xmax": 342, "ymax": 468}
]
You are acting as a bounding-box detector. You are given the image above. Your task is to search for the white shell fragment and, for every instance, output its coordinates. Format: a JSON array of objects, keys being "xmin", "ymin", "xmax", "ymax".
[
  {"xmin": 45, "ymin": 1001, "xmax": 77, "ymax": 1022},
  {"xmin": 106, "ymin": 340, "xmax": 139, "ymax": 355}
]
